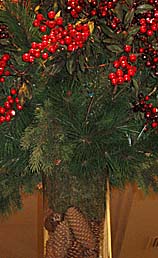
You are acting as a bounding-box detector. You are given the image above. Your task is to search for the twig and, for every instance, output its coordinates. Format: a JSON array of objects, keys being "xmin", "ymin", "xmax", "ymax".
[
  {"xmin": 148, "ymin": 86, "xmax": 157, "ymax": 96},
  {"xmin": 85, "ymin": 96, "xmax": 94, "ymax": 122}
]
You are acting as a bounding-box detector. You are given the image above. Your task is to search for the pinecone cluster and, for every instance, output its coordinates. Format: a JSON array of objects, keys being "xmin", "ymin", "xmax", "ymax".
[{"xmin": 44, "ymin": 207, "xmax": 102, "ymax": 258}]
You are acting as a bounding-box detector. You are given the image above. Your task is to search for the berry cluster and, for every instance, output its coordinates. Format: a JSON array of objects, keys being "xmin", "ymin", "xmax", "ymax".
[
  {"xmin": 66, "ymin": 0, "xmax": 85, "ymax": 18},
  {"xmin": 0, "ymin": 53, "xmax": 11, "ymax": 83},
  {"xmin": 22, "ymin": 12, "xmax": 90, "ymax": 63},
  {"xmin": 65, "ymin": 0, "xmax": 118, "ymax": 19},
  {"xmin": 108, "ymin": 48, "xmax": 137, "ymax": 86},
  {"xmin": 138, "ymin": 12, "xmax": 158, "ymax": 37},
  {"xmin": 138, "ymin": 45, "xmax": 158, "ymax": 76},
  {"xmin": 0, "ymin": 23, "xmax": 9, "ymax": 39},
  {"xmin": 133, "ymin": 93, "xmax": 158, "ymax": 130},
  {"xmin": 0, "ymin": 88, "xmax": 23, "ymax": 124}
]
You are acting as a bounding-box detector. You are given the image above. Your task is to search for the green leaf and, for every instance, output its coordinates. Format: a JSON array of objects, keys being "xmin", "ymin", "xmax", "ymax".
[
  {"xmin": 128, "ymin": 26, "xmax": 140, "ymax": 36},
  {"xmin": 79, "ymin": 55, "xmax": 85, "ymax": 72},
  {"xmin": 124, "ymin": 8, "xmax": 135, "ymax": 27},
  {"xmin": 100, "ymin": 23, "xmax": 118, "ymax": 39},
  {"xmin": 103, "ymin": 38, "xmax": 120, "ymax": 44},
  {"xmin": 125, "ymin": 0, "xmax": 134, "ymax": 6},
  {"xmin": 66, "ymin": 56, "xmax": 76, "ymax": 75},
  {"xmin": 106, "ymin": 45, "xmax": 123, "ymax": 53},
  {"xmin": 126, "ymin": 36, "xmax": 134, "ymax": 45},
  {"xmin": 132, "ymin": 78, "xmax": 139, "ymax": 95},
  {"xmin": 136, "ymin": 4, "xmax": 153, "ymax": 14},
  {"xmin": 114, "ymin": 2, "xmax": 124, "ymax": 22}
]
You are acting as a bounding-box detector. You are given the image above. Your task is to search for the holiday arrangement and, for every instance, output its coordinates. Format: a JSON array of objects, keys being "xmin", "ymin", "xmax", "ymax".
[{"xmin": 0, "ymin": 0, "xmax": 158, "ymax": 256}]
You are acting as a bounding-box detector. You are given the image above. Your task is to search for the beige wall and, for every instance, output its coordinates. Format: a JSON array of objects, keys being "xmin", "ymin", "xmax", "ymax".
[
  {"xmin": 111, "ymin": 184, "xmax": 158, "ymax": 258},
  {"xmin": 0, "ymin": 192, "xmax": 43, "ymax": 258}
]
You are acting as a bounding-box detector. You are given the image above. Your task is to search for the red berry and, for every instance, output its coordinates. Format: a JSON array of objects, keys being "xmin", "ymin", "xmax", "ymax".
[
  {"xmin": 91, "ymin": 9, "xmax": 97, "ymax": 16},
  {"xmin": 2, "ymin": 53, "xmax": 10, "ymax": 61},
  {"xmin": 42, "ymin": 52, "xmax": 49, "ymax": 60},
  {"xmin": 117, "ymin": 76, "xmax": 124, "ymax": 84},
  {"xmin": 47, "ymin": 10, "xmax": 56, "ymax": 20},
  {"xmin": 4, "ymin": 70, "xmax": 11, "ymax": 76},
  {"xmin": 36, "ymin": 13, "xmax": 44, "ymax": 21},
  {"xmin": 67, "ymin": 44, "xmax": 75, "ymax": 52},
  {"xmin": 111, "ymin": 78, "xmax": 118, "ymax": 85},
  {"xmin": 146, "ymin": 30, "xmax": 153, "ymax": 36},
  {"xmin": 55, "ymin": 17, "xmax": 63, "ymax": 25},
  {"xmin": 29, "ymin": 56, "xmax": 35, "ymax": 63},
  {"xmin": 151, "ymin": 122, "xmax": 157, "ymax": 128},
  {"xmin": 31, "ymin": 42, "xmax": 38, "ymax": 48},
  {"xmin": 47, "ymin": 20, "xmax": 56, "ymax": 29},
  {"xmin": 64, "ymin": 36, "xmax": 72, "ymax": 45},
  {"xmin": 139, "ymin": 47, "xmax": 144, "ymax": 53},
  {"xmin": 34, "ymin": 50, "xmax": 41, "ymax": 58},
  {"xmin": 7, "ymin": 95, "xmax": 14, "ymax": 104},
  {"xmin": 0, "ymin": 116, "xmax": 5, "ymax": 123},
  {"xmin": 128, "ymin": 68, "xmax": 135, "ymax": 76},
  {"xmin": 33, "ymin": 19, "xmax": 40, "ymax": 27},
  {"xmin": 5, "ymin": 114, "xmax": 11, "ymax": 122},
  {"xmin": 151, "ymin": 24, "xmax": 157, "ymax": 31},
  {"xmin": 113, "ymin": 60, "xmax": 120, "ymax": 68},
  {"xmin": 39, "ymin": 25, "xmax": 47, "ymax": 33},
  {"xmin": 0, "ymin": 106, "xmax": 5, "ymax": 114},
  {"xmin": 124, "ymin": 45, "xmax": 131, "ymax": 53},
  {"xmin": 124, "ymin": 74, "xmax": 131, "ymax": 82},
  {"xmin": 16, "ymin": 104, "xmax": 23, "ymax": 110},
  {"xmin": 129, "ymin": 54, "xmax": 137, "ymax": 62},
  {"xmin": 119, "ymin": 55, "xmax": 127, "ymax": 62},
  {"xmin": 116, "ymin": 69, "xmax": 123, "ymax": 77},
  {"xmin": 9, "ymin": 109, "xmax": 16, "ymax": 116},
  {"xmin": 4, "ymin": 101, "xmax": 11, "ymax": 109},
  {"xmin": 152, "ymin": 107, "xmax": 158, "ymax": 113},
  {"xmin": 120, "ymin": 60, "xmax": 127, "ymax": 68},
  {"xmin": 22, "ymin": 53, "xmax": 30, "ymax": 62},
  {"xmin": 148, "ymin": 103, "xmax": 153, "ymax": 108},
  {"xmin": 10, "ymin": 88, "xmax": 17, "ymax": 95},
  {"xmin": 144, "ymin": 95, "xmax": 149, "ymax": 101},
  {"xmin": 108, "ymin": 73, "xmax": 116, "ymax": 80},
  {"xmin": 140, "ymin": 26, "xmax": 147, "ymax": 33},
  {"xmin": 75, "ymin": 5, "xmax": 82, "ymax": 13},
  {"xmin": 0, "ymin": 77, "xmax": 5, "ymax": 83},
  {"xmin": 15, "ymin": 97, "xmax": 20, "ymax": 103}
]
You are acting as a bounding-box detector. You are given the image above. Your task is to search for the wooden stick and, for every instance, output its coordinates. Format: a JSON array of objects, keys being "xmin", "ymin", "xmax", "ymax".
[{"xmin": 102, "ymin": 177, "xmax": 112, "ymax": 258}]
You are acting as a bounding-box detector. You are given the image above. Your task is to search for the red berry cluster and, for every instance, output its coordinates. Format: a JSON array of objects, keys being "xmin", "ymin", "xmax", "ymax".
[
  {"xmin": 133, "ymin": 93, "xmax": 158, "ymax": 130},
  {"xmin": 0, "ymin": 88, "xmax": 23, "ymax": 124},
  {"xmin": 22, "ymin": 12, "xmax": 90, "ymax": 63},
  {"xmin": 139, "ymin": 12, "xmax": 158, "ymax": 37},
  {"xmin": 66, "ymin": 0, "xmax": 85, "ymax": 18},
  {"xmin": 0, "ymin": 23, "xmax": 9, "ymax": 39},
  {"xmin": 0, "ymin": 54, "xmax": 11, "ymax": 83},
  {"xmin": 65, "ymin": 0, "xmax": 118, "ymax": 19},
  {"xmin": 108, "ymin": 48, "xmax": 137, "ymax": 86},
  {"xmin": 138, "ymin": 45, "xmax": 158, "ymax": 76}
]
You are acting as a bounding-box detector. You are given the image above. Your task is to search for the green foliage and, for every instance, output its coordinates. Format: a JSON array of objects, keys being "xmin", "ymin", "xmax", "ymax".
[{"xmin": 0, "ymin": 0, "xmax": 158, "ymax": 217}]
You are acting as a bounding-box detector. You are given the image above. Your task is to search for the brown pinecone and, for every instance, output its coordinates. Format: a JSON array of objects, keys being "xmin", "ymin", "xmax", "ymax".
[
  {"xmin": 84, "ymin": 248, "xmax": 98, "ymax": 258},
  {"xmin": 64, "ymin": 207, "xmax": 96, "ymax": 250},
  {"xmin": 90, "ymin": 220, "xmax": 101, "ymax": 251},
  {"xmin": 45, "ymin": 221, "xmax": 71, "ymax": 258},
  {"xmin": 44, "ymin": 210, "xmax": 63, "ymax": 232},
  {"xmin": 66, "ymin": 239, "xmax": 84, "ymax": 258}
]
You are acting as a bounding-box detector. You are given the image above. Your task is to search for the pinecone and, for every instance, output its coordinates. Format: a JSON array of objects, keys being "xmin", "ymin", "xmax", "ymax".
[
  {"xmin": 66, "ymin": 239, "xmax": 84, "ymax": 258},
  {"xmin": 45, "ymin": 221, "xmax": 71, "ymax": 258},
  {"xmin": 64, "ymin": 207, "xmax": 96, "ymax": 250},
  {"xmin": 84, "ymin": 248, "xmax": 98, "ymax": 258},
  {"xmin": 44, "ymin": 210, "xmax": 63, "ymax": 232},
  {"xmin": 90, "ymin": 220, "xmax": 101, "ymax": 252}
]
